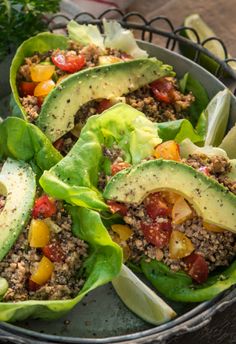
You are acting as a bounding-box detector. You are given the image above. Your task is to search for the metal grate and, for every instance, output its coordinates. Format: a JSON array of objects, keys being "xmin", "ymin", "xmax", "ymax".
[{"xmin": 47, "ymin": 8, "xmax": 236, "ymax": 80}]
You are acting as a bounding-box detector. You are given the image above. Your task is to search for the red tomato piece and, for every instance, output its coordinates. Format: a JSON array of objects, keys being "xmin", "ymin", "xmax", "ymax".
[
  {"xmin": 144, "ymin": 192, "xmax": 171, "ymax": 219},
  {"xmin": 51, "ymin": 52, "xmax": 86, "ymax": 73},
  {"xmin": 150, "ymin": 78, "xmax": 174, "ymax": 103},
  {"xmin": 198, "ymin": 166, "xmax": 211, "ymax": 176},
  {"xmin": 28, "ymin": 279, "xmax": 40, "ymax": 291},
  {"xmin": 111, "ymin": 162, "xmax": 131, "ymax": 176},
  {"xmin": 32, "ymin": 195, "xmax": 57, "ymax": 219},
  {"xmin": 37, "ymin": 96, "xmax": 45, "ymax": 109},
  {"xmin": 97, "ymin": 99, "xmax": 112, "ymax": 114},
  {"xmin": 107, "ymin": 200, "xmax": 128, "ymax": 216},
  {"xmin": 184, "ymin": 253, "xmax": 209, "ymax": 284},
  {"xmin": 42, "ymin": 242, "xmax": 65, "ymax": 262},
  {"xmin": 53, "ymin": 138, "xmax": 64, "ymax": 151},
  {"xmin": 19, "ymin": 81, "xmax": 38, "ymax": 97},
  {"xmin": 120, "ymin": 52, "xmax": 133, "ymax": 61},
  {"xmin": 140, "ymin": 220, "xmax": 172, "ymax": 248}
]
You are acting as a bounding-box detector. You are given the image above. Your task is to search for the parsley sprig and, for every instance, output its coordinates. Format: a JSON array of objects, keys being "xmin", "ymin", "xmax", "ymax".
[{"xmin": 0, "ymin": 0, "xmax": 60, "ymax": 61}]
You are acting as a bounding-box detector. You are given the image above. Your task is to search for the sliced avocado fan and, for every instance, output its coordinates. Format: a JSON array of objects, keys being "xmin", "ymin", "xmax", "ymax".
[
  {"xmin": 103, "ymin": 159, "xmax": 236, "ymax": 233},
  {"xmin": 0, "ymin": 159, "xmax": 36, "ymax": 261},
  {"xmin": 36, "ymin": 58, "xmax": 174, "ymax": 142}
]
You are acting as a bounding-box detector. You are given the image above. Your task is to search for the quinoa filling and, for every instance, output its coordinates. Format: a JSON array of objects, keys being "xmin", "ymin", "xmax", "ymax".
[
  {"xmin": 0, "ymin": 194, "xmax": 88, "ymax": 301},
  {"xmin": 17, "ymin": 42, "xmax": 133, "ymax": 123},
  {"xmin": 107, "ymin": 150, "xmax": 236, "ymax": 284}
]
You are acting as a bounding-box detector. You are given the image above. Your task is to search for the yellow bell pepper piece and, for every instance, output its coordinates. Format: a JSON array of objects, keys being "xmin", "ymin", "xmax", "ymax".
[
  {"xmin": 34, "ymin": 79, "xmax": 55, "ymax": 97},
  {"xmin": 153, "ymin": 140, "xmax": 181, "ymax": 161},
  {"xmin": 98, "ymin": 56, "xmax": 123, "ymax": 65},
  {"xmin": 111, "ymin": 224, "xmax": 133, "ymax": 241},
  {"xmin": 31, "ymin": 256, "xmax": 54, "ymax": 285},
  {"xmin": 169, "ymin": 230, "xmax": 194, "ymax": 259},
  {"xmin": 172, "ymin": 197, "xmax": 193, "ymax": 225},
  {"xmin": 30, "ymin": 64, "xmax": 55, "ymax": 82},
  {"xmin": 28, "ymin": 219, "xmax": 50, "ymax": 248},
  {"xmin": 203, "ymin": 221, "xmax": 225, "ymax": 232}
]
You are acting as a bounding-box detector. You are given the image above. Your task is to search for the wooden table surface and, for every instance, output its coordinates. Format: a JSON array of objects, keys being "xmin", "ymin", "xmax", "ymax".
[{"xmin": 128, "ymin": 0, "xmax": 236, "ymax": 57}]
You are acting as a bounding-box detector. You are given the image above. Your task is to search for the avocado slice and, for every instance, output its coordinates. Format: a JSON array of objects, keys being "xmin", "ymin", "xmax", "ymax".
[
  {"xmin": 0, "ymin": 159, "xmax": 36, "ymax": 261},
  {"xmin": 36, "ymin": 58, "xmax": 174, "ymax": 142},
  {"xmin": 103, "ymin": 159, "xmax": 236, "ymax": 233}
]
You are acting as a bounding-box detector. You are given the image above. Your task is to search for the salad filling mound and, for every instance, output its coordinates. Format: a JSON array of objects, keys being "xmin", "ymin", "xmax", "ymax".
[
  {"xmin": 54, "ymin": 77, "xmax": 194, "ymax": 155},
  {"xmin": 107, "ymin": 143, "xmax": 236, "ymax": 284},
  {"xmin": 17, "ymin": 42, "xmax": 133, "ymax": 123},
  {"xmin": 0, "ymin": 193, "xmax": 88, "ymax": 301}
]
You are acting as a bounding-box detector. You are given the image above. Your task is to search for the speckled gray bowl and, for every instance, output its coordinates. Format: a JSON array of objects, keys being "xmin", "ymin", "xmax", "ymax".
[{"xmin": 0, "ymin": 41, "xmax": 236, "ymax": 344}]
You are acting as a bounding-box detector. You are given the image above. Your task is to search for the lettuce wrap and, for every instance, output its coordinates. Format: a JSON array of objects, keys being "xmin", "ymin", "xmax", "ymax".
[
  {"xmin": 0, "ymin": 118, "xmax": 122, "ymax": 322},
  {"xmin": 10, "ymin": 20, "xmax": 148, "ymax": 122},
  {"xmin": 40, "ymin": 102, "xmax": 236, "ymax": 305}
]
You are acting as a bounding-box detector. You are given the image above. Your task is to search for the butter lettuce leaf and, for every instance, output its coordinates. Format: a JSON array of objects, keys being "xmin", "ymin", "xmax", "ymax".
[
  {"xmin": 141, "ymin": 258, "xmax": 236, "ymax": 302},
  {"xmin": 67, "ymin": 20, "xmax": 104, "ymax": 49},
  {"xmin": 179, "ymin": 72, "xmax": 209, "ymax": 126},
  {"xmin": 0, "ymin": 117, "xmax": 61, "ymax": 175},
  {"xmin": 0, "ymin": 206, "xmax": 122, "ymax": 322},
  {"xmin": 40, "ymin": 103, "xmax": 162, "ymax": 210},
  {"xmin": 156, "ymin": 119, "xmax": 204, "ymax": 144},
  {"xmin": 103, "ymin": 19, "xmax": 148, "ymax": 58},
  {"xmin": 10, "ymin": 32, "xmax": 69, "ymax": 120}
]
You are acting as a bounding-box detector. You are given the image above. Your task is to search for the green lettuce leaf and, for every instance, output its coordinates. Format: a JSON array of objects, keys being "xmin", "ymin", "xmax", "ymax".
[
  {"xmin": 141, "ymin": 258, "xmax": 236, "ymax": 302},
  {"xmin": 10, "ymin": 32, "xmax": 69, "ymax": 120},
  {"xmin": 67, "ymin": 20, "xmax": 104, "ymax": 49},
  {"xmin": 40, "ymin": 103, "xmax": 162, "ymax": 210},
  {"xmin": 0, "ymin": 206, "xmax": 122, "ymax": 322},
  {"xmin": 179, "ymin": 72, "xmax": 209, "ymax": 126},
  {"xmin": 0, "ymin": 117, "xmax": 62, "ymax": 176},
  {"xmin": 156, "ymin": 119, "xmax": 204, "ymax": 144},
  {"xmin": 103, "ymin": 19, "xmax": 148, "ymax": 58}
]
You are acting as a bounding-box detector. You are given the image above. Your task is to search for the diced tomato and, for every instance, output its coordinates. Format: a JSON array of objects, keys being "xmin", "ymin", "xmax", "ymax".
[
  {"xmin": 32, "ymin": 195, "xmax": 57, "ymax": 219},
  {"xmin": 42, "ymin": 242, "xmax": 65, "ymax": 262},
  {"xmin": 19, "ymin": 81, "xmax": 38, "ymax": 97},
  {"xmin": 107, "ymin": 200, "xmax": 128, "ymax": 216},
  {"xmin": 120, "ymin": 52, "xmax": 133, "ymax": 61},
  {"xmin": 28, "ymin": 279, "xmax": 40, "ymax": 291},
  {"xmin": 53, "ymin": 138, "xmax": 64, "ymax": 151},
  {"xmin": 144, "ymin": 192, "xmax": 171, "ymax": 219},
  {"xmin": 198, "ymin": 166, "xmax": 211, "ymax": 176},
  {"xmin": 96, "ymin": 99, "xmax": 112, "ymax": 114},
  {"xmin": 51, "ymin": 51, "xmax": 86, "ymax": 73},
  {"xmin": 183, "ymin": 253, "xmax": 209, "ymax": 284},
  {"xmin": 37, "ymin": 96, "xmax": 44, "ymax": 109},
  {"xmin": 150, "ymin": 78, "xmax": 175, "ymax": 103},
  {"xmin": 140, "ymin": 220, "xmax": 172, "ymax": 248},
  {"xmin": 111, "ymin": 162, "xmax": 131, "ymax": 176}
]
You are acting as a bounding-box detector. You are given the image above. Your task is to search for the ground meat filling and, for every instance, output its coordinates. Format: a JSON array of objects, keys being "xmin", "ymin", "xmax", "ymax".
[
  {"xmin": 125, "ymin": 80, "xmax": 194, "ymax": 122},
  {"xmin": 121, "ymin": 199, "xmax": 236, "ymax": 275},
  {"xmin": 108, "ymin": 153, "xmax": 236, "ymax": 282},
  {"xmin": 183, "ymin": 153, "xmax": 236, "ymax": 195},
  {"xmin": 17, "ymin": 42, "xmax": 130, "ymax": 123},
  {"xmin": 0, "ymin": 201, "xmax": 88, "ymax": 301}
]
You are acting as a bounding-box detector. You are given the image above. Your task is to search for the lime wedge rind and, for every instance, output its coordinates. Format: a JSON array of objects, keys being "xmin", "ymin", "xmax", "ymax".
[
  {"xmin": 112, "ymin": 264, "xmax": 176, "ymax": 325},
  {"xmin": 182, "ymin": 14, "xmax": 236, "ymax": 73}
]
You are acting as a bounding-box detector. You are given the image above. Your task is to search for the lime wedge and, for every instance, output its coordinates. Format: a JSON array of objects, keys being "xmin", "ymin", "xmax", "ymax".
[
  {"xmin": 112, "ymin": 264, "xmax": 176, "ymax": 325},
  {"xmin": 181, "ymin": 13, "xmax": 236, "ymax": 73},
  {"xmin": 219, "ymin": 124, "xmax": 236, "ymax": 159}
]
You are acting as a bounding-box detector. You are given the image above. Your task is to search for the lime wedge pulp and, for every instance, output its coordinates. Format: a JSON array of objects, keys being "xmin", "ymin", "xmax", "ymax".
[
  {"xmin": 112, "ymin": 264, "xmax": 176, "ymax": 325},
  {"xmin": 183, "ymin": 13, "xmax": 236, "ymax": 71}
]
